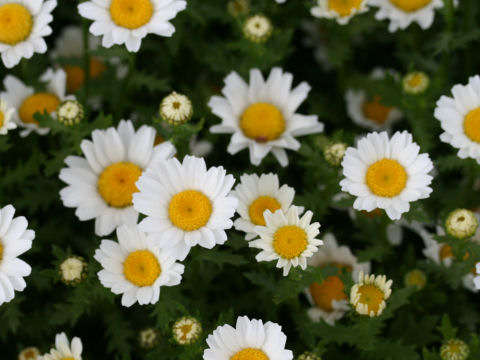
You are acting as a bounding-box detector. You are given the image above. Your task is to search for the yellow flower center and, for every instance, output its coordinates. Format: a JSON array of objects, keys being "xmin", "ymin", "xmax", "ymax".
[
  {"xmin": 97, "ymin": 162, "xmax": 142, "ymax": 208},
  {"xmin": 310, "ymin": 275, "xmax": 347, "ymax": 312},
  {"xmin": 179, "ymin": 324, "xmax": 192, "ymax": 341},
  {"xmin": 0, "ymin": 111, "xmax": 4, "ymax": 128},
  {"xmin": 390, "ymin": 0, "xmax": 432, "ymax": 12},
  {"xmin": 362, "ymin": 95, "xmax": 392, "ymax": 125},
  {"xmin": 123, "ymin": 250, "xmax": 161, "ymax": 287},
  {"xmin": 168, "ymin": 190, "xmax": 213, "ymax": 231},
  {"xmin": 64, "ymin": 58, "xmax": 106, "ymax": 93},
  {"xmin": 464, "ymin": 107, "xmax": 480, "ymax": 143},
  {"xmin": 61, "ymin": 358, "xmax": 75, "ymax": 360},
  {"xmin": 329, "ymin": 0, "xmax": 363, "ymax": 16},
  {"xmin": 109, "ymin": 0, "xmax": 154, "ymax": 29},
  {"xmin": 0, "ymin": 3, "xmax": 32, "ymax": 45},
  {"xmin": 365, "ymin": 158, "xmax": 408, "ymax": 197},
  {"xmin": 0, "ymin": 242, "xmax": 3, "ymax": 263},
  {"xmin": 19, "ymin": 93, "xmax": 60, "ymax": 125},
  {"xmin": 273, "ymin": 225, "xmax": 308, "ymax": 260},
  {"xmin": 240, "ymin": 103, "xmax": 285, "ymax": 143},
  {"xmin": 407, "ymin": 74, "xmax": 423, "ymax": 88},
  {"xmin": 248, "ymin": 196, "xmax": 281, "ymax": 226},
  {"xmin": 404, "ymin": 270, "xmax": 426, "ymax": 288},
  {"xmin": 439, "ymin": 243, "xmax": 453, "ymax": 260},
  {"xmin": 230, "ymin": 348, "xmax": 269, "ymax": 360},
  {"xmin": 357, "ymin": 284, "xmax": 384, "ymax": 314}
]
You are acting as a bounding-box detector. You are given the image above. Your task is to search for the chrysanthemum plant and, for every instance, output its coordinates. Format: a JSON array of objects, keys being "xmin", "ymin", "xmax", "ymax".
[{"xmin": 1, "ymin": 0, "xmax": 480, "ymax": 359}]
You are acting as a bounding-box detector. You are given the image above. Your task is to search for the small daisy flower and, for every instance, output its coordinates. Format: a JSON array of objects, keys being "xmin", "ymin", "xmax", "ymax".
[
  {"xmin": 305, "ymin": 233, "xmax": 370, "ymax": 325},
  {"xmin": 440, "ymin": 338, "xmax": 470, "ymax": 360},
  {"xmin": 0, "ymin": 204, "xmax": 34, "ymax": 306},
  {"xmin": 159, "ymin": 92, "xmax": 193, "ymax": 125},
  {"xmin": 350, "ymin": 271, "xmax": 393, "ymax": 317},
  {"xmin": 297, "ymin": 353, "xmax": 322, "ymax": 360},
  {"xmin": 18, "ymin": 347, "xmax": 40, "ymax": 360},
  {"xmin": 37, "ymin": 332, "xmax": 82, "ymax": 360},
  {"xmin": 209, "ymin": 67, "xmax": 324, "ymax": 166},
  {"xmin": 340, "ymin": 131, "xmax": 434, "ymax": 220},
  {"xmin": 0, "ymin": 97, "xmax": 16, "ymax": 134},
  {"xmin": 133, "ymin": 155, "xmax": 238, "ymax": 261},
  {"xmin": 403, "ymin": 71, "xmax": 429, "ymax": 94},
  {"xmin": 139, "ymin": 327, "xmax": 160, "ymax": 349},
  {"xmin": 59, "ymin": 255, "xmax": 87, "ymax": 286},
  {"xmin": 95, "ymin": 224, "xmax": 184, "ymax": 307},
  {"xmin": 57, "ymin": 100, "xmax": 84, "ymax": 126},
  {"xmin": 203, "ymin": 315, "xmax": 293, "ymax": 360},
  {"xmin": 404, "ymin": 269, "xmax": 427, "ymax": 290},
  {"xmin": 59, "ymin": 119, "xmax": 176, "ymax": 237},
  {"xmin": 345, "ymin": 69, "xmax": 402, "ymax": 132},
  {"xmin": 172, "ymin": 316, "xmax": 202, "ymax": 345},
  {"xmin": 78, "ymin": 0, "xmax": 187, "ymax": 53},
  {"xmin": 324, "ymin": 142, "xmax": 347, "ymax": 166},
  {"xmin": 250, "ymin": 206, "xmax": 322, "ymax": 276},
  {"xmin": 445, "ymin": 209, "xmax": 478, "ymax": 239},
  {"xmin": 0, "ymin": 68, "xmax": 72, "ymax": 137},
  {"xmin": 311, "ymin": 0, "xmax": 369, "ymax": 25},
  {"xmin": 52, "ymin": 26, "xmax": 106, "ymax": 94},
  {"xmin": 0, "ymin": 0, "xmax": 57, "ymax": 68},
  {"xmin": 232, "ymin": 173, "xmax": 298, "ymax": 240},
  {"xmin": 369, "ymin": 0, "xmax": 444, "ymax": 32},
  {"xmin": 435, "ymin": 75, "xmax": 480, "ymax": 164},
  {"xmin": 243, "ymin": 15, "xmax": 273, "ymax": 43},
  {"xmin": 227, "ymin": 0, "xmax": 250, "ymax": 17}
]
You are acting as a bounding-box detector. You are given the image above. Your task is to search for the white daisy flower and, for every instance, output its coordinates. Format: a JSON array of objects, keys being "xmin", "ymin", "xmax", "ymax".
[
  {"xmin": 133, "ymin": 155, "xmax": 238, "ymax": 261},
  {"xmin": 416, "ymin": 224, "xmax": 479, "ymax": 293},
  {"xmin": 403, "ymin": 71, "xmax": 429, "ymax": 94},
  {"xmin": 340, "ymin": 131, "xmax": 434, "ymax": 220},
  {"xmin": 37, "ymin": 332, "xmax": 82, "ymax": 360},
  {"xmin": 434, "ymin": 75, "xmax": 480, "ymax": 164},
  {"xmin": 172, "ymin": 316, "xmax": 202, "ymax": 345},
  {"xmin": 18, "ymin": 347, "xmax": 40, "ymax": 360},
  {"xmin": 305, "ymin": 233, "xmax": 370, "ymax": 325},
  {"xmin": 209, "ymin": 67, "xmax": 324, "ymax": 167},
  {"xmin": 250, "ymin": 206, "xmax": 322, "ymax": 276},
  {"xmin": 203, "ymin": 315, "xmax": 293, "ymax": 360},
  {"xmin": 350, "ymin": 271, "xmax": 393, "ymax": 317},
  {"xmin": 0, "ymin": 97, "xmax": 16, "ymax": 134},
  {"xmin": 0, "ymin": 0, "xmax": 57, "ymax": 68},
  {"xmin": 78, "ymin": 0, "xmax": 187, "ymax": 53},
  {"xmin": 94, "ymin": 224, "xmax": 184, "ymax": 307},
  {"xmin": 0, "ymin": 68, "xmax": 72, "ymax": 137},
  {"xmin": 474, "ymin": 263, "xmax": 480, "ymax": 290},
  {"xmin": 59, "ymin": 119, "xmax": 176, "ymax": 237},
  {"xmin": 0, "ymin": 204, "xmax": 34, "ymax": 306},
  {"xmin": 159, "ymin": 91, "xmax": 193, "ymax": 125},
  {"xmin": 345, "ymin": 69, "xmax": 402, "ymax": 132},
  {"xmin": 369, "ymin": 0, "xmax": 443, "ymax": 32},
  {"xmin": 243, "ymin": 15, "xmax": 273, "ymax": 43},
  {"xmin": 311, "ymin": 0, "xmax": 369, "ymax": 25},
  {"xmin": 52, "ymin": 26, "xmax": 107, "ymax": 94},
  {"xmin": 232, "ymin": 173, "xmax": 298, "ymax": 241}
]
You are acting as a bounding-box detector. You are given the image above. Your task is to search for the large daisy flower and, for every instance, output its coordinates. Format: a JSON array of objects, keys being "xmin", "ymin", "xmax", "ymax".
[
  {"xmin": 250, "ymin": 206, "xmax": 322, "ymax": 276},
  {"xmin": 305, "ymin": 233, "xmax": 370, "ymax": 325},
  {"xmin": 209, "ymin": 67, "xmax": 324, "ymax": 167},
  {"xmin": 340, "ymin": 131, "xmax": 434, "ymax": 220},
  {"xmin": 311, "ymin": 0, "xmax": 369, "ymax": 25},
  {"xmin": 59, "ymin": 119, "xmax": 176, "ymax": 237},
  {"xmin": 231, "ymin": 173, "xmax": 298, "ymax": 240},
  {"xmin": 203, "ymin": 315, "xmax": 293, "ymax": 360},
  {"xmin": 350, "ymin": 271, "xmax": 393, "ymax": 317},
  {"xmin": 0, "ymin": 204, "xmax": 34, "ymax": 306},
  {"xmin": 434, "ymin": 75, "xmax": 480, "ymax": 164},
  {"xmin": 94, "ymin": 224, "xmax": 184, "ymax": 307},
  {"xmin": 0, "ymin": 97, "xmax": 16, "ymax": 134},
  {"xmin": 78, "ymin": 0, "xmax": 187, "ymax": 53},
  {"xmin": 345, "ymin": 68, "xmax": 402, "ymax": 132},
  {"xmin": 133, "ymin": 155, "xmax": 238, "ymax": 261},
  {"xmin": 0, "ymin": 0, "xmax": 57, "ymax": 68},
  {"xmin": 369, "ymin": 0, "xmax": 443, "ymax": 32},
  {"xmin": 37, "ymin": 332, "xmax": 82, "ymax": 360},
  {"xmin": 0, "ymin": 68, "xmax": 71, "ymax": 137}
]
